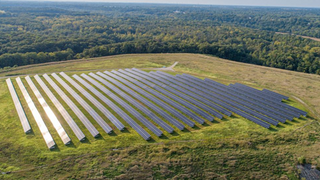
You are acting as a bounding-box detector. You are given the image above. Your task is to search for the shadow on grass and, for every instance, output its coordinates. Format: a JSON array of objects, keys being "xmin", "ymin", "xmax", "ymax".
[
  {"xmin": 26, "ymin": 131, "xmax": 35, "ymax": 139},
  {"xmin": 202, "ymin": 122, "xmax": 210, "ymax": 127},
  {"xmin": 170, "ymin": 131, "xmax": 180, "ymax": 136},
  {"xmin": 120, "ymin": 128, "xmax": 131, "ymax": 134},
  {"xmin": 268, "ymin": 127, "xmax": 278, "ymax": 132},
  {"xmin": 26, "ymin": 130, "xmax": 35, "ymax": 135},
  {"xmin": 159, "ymin": 134, "xmax": 169, "ymax": 139},
  {"xmin": 192, "ymin": 124, "xmax": 200, "ymax": 130},
  {"xmin": 94, "ymin": 134, "xmax": 106, "ymax": 141},
  {"xmin": 66, "ymin": 141, "xmax": 76, "ymax": 148},
  {"xmin": 301, "ymin": 115, "xmax": 313, "ymax": 121},
  {"xmin": 81, "ymin": 138, "xmax": 91, "ymax": 144},
  {"xmin": 284, "ymin": 99, "xmax": 294, "ymax": 103},
  {"xmin": 291, "ymin": 119, "xmax": 301, "ymax": 123},
  {"xmin": 50, "ymin": 145, "xmax": 60, "ymax": 152},
  {"xmin": 147, "ymin": 137, "xmax": 156, "ymax": 143},
  {"xmin": 230, "ymin": 114, "xmax": 238, "ymax": 118},
  {"xmin": 108, "ymin": 131, "xmax": 118, "ymax": 137},
  {"xmin": 182, "ymin": 128, "xmax": 191, "ymax": 133},
  {"xmin": 220, "ymin": 117, "xmax": 229, "ymax": 121},
  {"xmin": 306, "ymin": 115, "xmax": 315, "ymax": 119},
  {"xmin": 276, "ymin": 124, "xmax": 286, "ymax": 129},
  {"xmin": 210, "ymin": 119, "xmax": 221, "ymax": 124},
  {"xmin": 284, "ymin": 121, "xmax": 293, "ymax": 126}
]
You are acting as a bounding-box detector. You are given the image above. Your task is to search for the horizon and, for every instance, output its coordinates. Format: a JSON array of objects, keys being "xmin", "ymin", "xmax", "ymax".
[{"xmin": 2, "ymin": 0, "xmax": 320, "ymax": 8}]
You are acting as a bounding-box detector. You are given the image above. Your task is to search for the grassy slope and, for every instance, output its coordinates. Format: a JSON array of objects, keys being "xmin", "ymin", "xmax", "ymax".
[{"xmin": 0, "ymin": 53, "xmax": 319, "ymax": 179}]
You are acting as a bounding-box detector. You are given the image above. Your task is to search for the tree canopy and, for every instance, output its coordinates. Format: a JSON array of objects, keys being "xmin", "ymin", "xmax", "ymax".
[{"xmin": 0, "ymin": 2, "xmax": 320, "ymax": 74}]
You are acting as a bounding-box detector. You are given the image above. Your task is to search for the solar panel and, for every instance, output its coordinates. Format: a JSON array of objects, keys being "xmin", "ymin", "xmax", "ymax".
[
  {"xmin": 228, "ymin": 84, "xmax": 303, "ymax": 117},
  {"xmin": 110, "ymin": 70, "xmax": 196, "ymax": 127},
  {"xmin": 25, "ymin": 76, "xmax": 71, "ymax": 145},
  {"xmin": 215, "ymin": 92, "xmax": 284, "ymax": 122},
  {"xmin": 6, "ymin": 78, "xmax": 32, "ymax": 134},
  {"xmin": 68, "ymin": 75, "xmax": 124, "ymax": 131},
  {"xmin": 126, "ymin": 69, "xmax": 222, "ymax": 120},
  {"xmin": 262, "ymin": 89, "xmax": 289, "ymax": 100},
  {"xmin": 203, "ymin": 78, "xmax": 294, "ymax": 121},
  {"xmin": 59, "ymin": 73, "xmax": 125, "ymax": 132},
  {"xmin": 229, "ymin": 106, "xmax": 271, "ymax": 128},
  {"xmin": 117, "ymin": 70, "xmax": 207, "ymax": 125},
  {"xmin": 115, "ymin": 72, "xmax": 188, "ymax": 123},
  {"xmin": 150, "ymin": 72, "xmax": 273, "ymax": 128},
  {"xmin": 177, "ymin": 74, "xmax": 301, "ymax": 118},
  {"xmin": 131, "ymin": 69, "xmax": 231, "ymax": 118},
  {"xmin": 163, "ymin": 73, "xmax": 287, "ymax": 123},
  {"xmin": 231, "ymin": 83, "xmax": 283, "ymax": 103},
  {"xmin": 204, "ymin": 78, "xmax": 228, "ymax": 88},
  {"xmin": 135, "ymin": 69, "xmax": 300, "ymax": 126},
  {"xmin": 121, "ymin": 69, "xmax": 210, "ymax": 123},
  {"xmin": 73, "ymin": 74, "xmax": 162, "ymax": 137},
  {"xmin": 16, "ymin": 77, "xmax": 55, "ymax": 149},
  {"xmin": 43, "ymin": 74, "xmax": 100, "ymax": 138},
  {"xmin": 97, "ymin": 72, "xmax": 185, "ymax": 130},
  {"xmin": 146, "ymin": 75, "xmax": 231, "ymax": 118},
  {"xmin": 34, "ymin": 75, "xmax": 86, "ymax": 141},
  {"xmin": 55, "ymin": 72, "xmax": 114, "ymax": 135},
  {"xmin": 183, "ymin": 73, "xmax": 283, "ymax": 102},
  {"xmin": 197, "ymin": 79, "xmax": 288, "ymax": 122},
  {"xmin": 154, "ymin": 70, "xmax": 174, "ymax": 78},
  {"xmin": 232, "ymin": 83, "xmax": 304, "ymax": 116},
  {"xmin": 233, "ymin": 83, "xmax": 276, "ymax": 97},
  {"xmin": 174, "ymin": 75, "xmax": 280, "ymax": 125},
  {"xmin": 52, "ymin": 73, "xmax": 114, "ymax": 135},
  {"xmin": 83, "ymin": 73, "xmax": 174, "ymax": 134},
  {"xmin": 138, "ymin": 71, "xmax": 231, "ymax": 119}
]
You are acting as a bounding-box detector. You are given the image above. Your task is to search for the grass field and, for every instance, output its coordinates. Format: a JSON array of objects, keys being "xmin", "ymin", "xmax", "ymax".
[{"xmin": 0, "ymin": 53, "xmax": 319, "ymax": 179}]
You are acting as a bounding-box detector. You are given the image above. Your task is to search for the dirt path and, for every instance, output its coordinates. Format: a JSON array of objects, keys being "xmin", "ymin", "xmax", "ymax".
[
  {"xmin": 292, "ymin": 96, "xmax": 318, "ymax": 119},
  {"xmin": 291, "ymin": 95, "xmax": 320, "ymax": 133},
  {"xmin": 164, "ymin": 61, "xmax": 179, "ymax": 71},
  {"xmin": 142, "ymin": 61, "xmax": 179, "ymax": 71}
]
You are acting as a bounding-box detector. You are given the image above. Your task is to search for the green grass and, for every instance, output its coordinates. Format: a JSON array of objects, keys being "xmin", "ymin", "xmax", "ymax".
[{"xmin": 0, "ymin": 53, "xmax": 319, "ymax": 179}]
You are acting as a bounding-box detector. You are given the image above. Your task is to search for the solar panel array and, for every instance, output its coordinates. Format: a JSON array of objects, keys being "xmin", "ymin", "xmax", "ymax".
[
  {"xmin": 16, "ymin": 77, "xmax": 55, "ymax": 149},
  {"xmin": 83, "ymin": 73, "xmax": 174, "ymax": 134},
  {"xmin": 6, "ymin": 68, "xmax": 306, "ymax": 148},
  {"xmin": 112, "ymin": 70, "xmax": 197, "ymax": 127},
  {"xmin": 43, "ymin": 74, "xmax": 99, "ymax": 138},
  {"xmin": 55, "ymin": 72, "xmax": 113, "ymax": 135},
  {"xmin": 25, "ymin": 76, "xmax": 71, "ymax": 145},
  {"xmin": 34, "ymin": 75, "xmax": 86, "ymax": 141},
  {"xmin": 6, "ymin": 78, "xmax": 32, "ymax": 134}
]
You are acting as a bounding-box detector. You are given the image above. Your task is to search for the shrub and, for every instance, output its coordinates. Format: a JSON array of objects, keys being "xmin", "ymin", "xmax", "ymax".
[{"xmin": 297, "ymin": 156, "xmax": 306, "ymax": 164}]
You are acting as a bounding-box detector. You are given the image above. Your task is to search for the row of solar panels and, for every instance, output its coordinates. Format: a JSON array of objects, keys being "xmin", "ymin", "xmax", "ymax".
[
  {"xmin": 121, "ymin": 69, "xmax": 283, "ymax": 128},
  {"xmin": 115, "ymin": 68, "xmax": 306, "ymax": 128},
  {"xmin": 7, "ymin": 71, "xmax": 205, "ymax": 148},
  {"xmin": 7, "ymin": 69, "xmax": 306, "ymax": 148}
]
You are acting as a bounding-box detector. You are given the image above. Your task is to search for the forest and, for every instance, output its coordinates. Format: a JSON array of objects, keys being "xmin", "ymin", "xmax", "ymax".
[{"xmin": 1, "ymin": 1, "xmax": 320, "ymax": 74}]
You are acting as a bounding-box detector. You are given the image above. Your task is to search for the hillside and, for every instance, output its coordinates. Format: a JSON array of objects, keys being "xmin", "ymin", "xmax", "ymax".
[{"xmin": 0, "ymin": 53, "xmax": 319, "ymax": 179}]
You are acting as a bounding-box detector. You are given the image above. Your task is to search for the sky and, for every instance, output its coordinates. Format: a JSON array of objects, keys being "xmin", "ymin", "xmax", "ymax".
[{"xmin": 9, "ymin": 0, "xmax": 320, "ymax": 8}]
